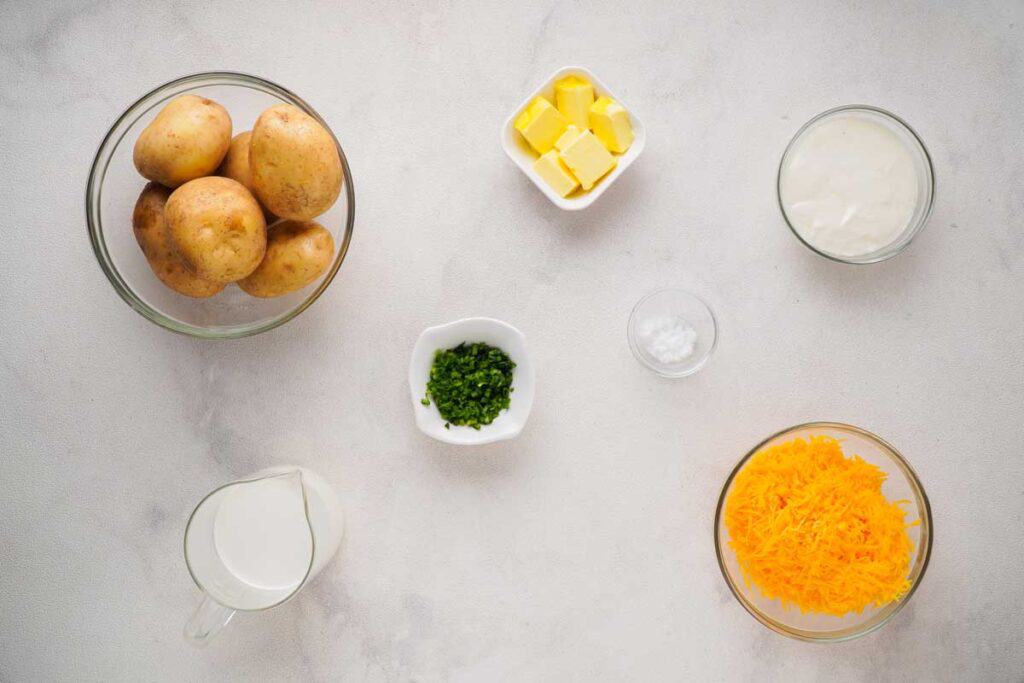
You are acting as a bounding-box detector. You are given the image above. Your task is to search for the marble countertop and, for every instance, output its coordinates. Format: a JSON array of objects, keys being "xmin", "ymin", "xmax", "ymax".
[{"xmin": 2, "ymin": 1, "xmax": 1022, "ymax": 680}]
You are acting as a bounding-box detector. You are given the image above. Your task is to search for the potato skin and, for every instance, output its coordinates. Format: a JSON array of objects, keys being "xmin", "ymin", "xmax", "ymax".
[
  {"xmin": 165, "ymin": 177, "xmax": 267, "ymax": 284},
  {"xmin": 250, "ymin": 104, "xmax": 342, "ymax": 221},
  {"xmin": 132, "ymin": 183, "xmax": 226, "ymax": 298},
  {"xmin": 218, "ymin": 130, "xmax": 276, "ymax": 221},
  {"xmin": 133, "ymin": 95, "xmax": 232, "ymax": 188},
  {"xmin": 217, "ymin": 131, "xmax": 256, "ymax": 191},
  {"xmin": 238, "ymin": 220, "xmax": 335, "ymax": 298}
]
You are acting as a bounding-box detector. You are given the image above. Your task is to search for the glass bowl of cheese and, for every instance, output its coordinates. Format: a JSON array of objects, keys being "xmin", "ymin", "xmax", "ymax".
[
  {"xmin": 501, "ymin": 66, "xmax": 645, "ymax": 210},
  {"xmin": 714, "ymin": 422, "xmax": 933, "ymax": 642}
]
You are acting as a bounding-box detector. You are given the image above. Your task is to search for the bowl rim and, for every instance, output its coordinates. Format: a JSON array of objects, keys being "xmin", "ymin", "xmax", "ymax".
[
  {"xmin": 775, "ymin": 104, "xmax": 935, "ymax": 265},
  {"xmin": 713, "ymin": 421, "xmax": 934, "ymax": 642},
  {"xmin": 408, "ymin": 316, "xmax": 535, "ymax": 445},
  {"xmin": 86, "ymin": 70, "xmax": 355, "ymax": 339}
]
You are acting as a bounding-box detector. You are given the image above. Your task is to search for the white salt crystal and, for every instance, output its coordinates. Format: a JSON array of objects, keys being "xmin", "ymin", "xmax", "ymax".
[{"xmin": 638, "ymin": 315, "xmax": 698, "ymax": 364}]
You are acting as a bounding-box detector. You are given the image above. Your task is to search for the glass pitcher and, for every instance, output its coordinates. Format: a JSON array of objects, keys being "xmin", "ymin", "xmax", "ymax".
[{"xmin": 183, "ymin": 467, "xmax": 344, "ymax": 645}]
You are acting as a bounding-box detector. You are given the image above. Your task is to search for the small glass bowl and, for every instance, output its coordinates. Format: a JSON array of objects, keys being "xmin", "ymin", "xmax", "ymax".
[
  {"xmin": 627, "ymin": 289, "xmax": 717, "ymax": 378},
  {"xmin": 86, "ymin": 72, "xmax": 355, "ymax": 339},
  {"xmin": 714, "ymin": 422, "xmax": 933, "ymax": 642},
  {"xmin": 777, "ymin": 105, "xmax": 935, "ymax": 264}
]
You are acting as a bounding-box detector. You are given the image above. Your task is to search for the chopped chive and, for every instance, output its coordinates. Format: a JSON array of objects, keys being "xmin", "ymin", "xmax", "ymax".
[{"xmin": 423, "ymin": 342, "xmax": 515, "ymax": 429}]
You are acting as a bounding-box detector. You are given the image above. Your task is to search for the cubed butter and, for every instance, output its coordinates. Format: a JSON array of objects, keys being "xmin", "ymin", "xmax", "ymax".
[
  {"xmin": 514, "ymin": 97, "xmax": 568, "ymax": 154},
  {"xmin": 555, "ymin": 76, "xmax": 595, "ymax": 129},
  {"xmin": 533, "ymin": 150, "xmax": 580, "ymax": 198},
  {"xmin": 554, "ymin": 125, "xmax": 585, "ymax": 153},
  {"xmin": 589, "ymin": 96, "xmax": 634, "ymax": 153},
  {"xmin": 557, "ymin": 128, "xmax": 616, "ymax": 190}
]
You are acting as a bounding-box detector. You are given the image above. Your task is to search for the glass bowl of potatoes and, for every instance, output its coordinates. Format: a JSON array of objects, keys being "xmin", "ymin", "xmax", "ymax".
[{"xmin": 87, "ymin": 72, "xmax": 355, "ymax": 339}]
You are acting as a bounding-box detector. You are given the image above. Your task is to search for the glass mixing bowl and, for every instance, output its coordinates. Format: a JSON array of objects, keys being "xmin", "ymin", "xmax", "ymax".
[
  {"xmin": 776, "ymin": 105, "xmax": 934, "ymax": 265},
  {"xmin": 714, "ymin": 422, "xmax": 933, "ymax": 642},
  {"xmin": 86, "ymin": 72, "xmax": 355, "ymax": 339}
]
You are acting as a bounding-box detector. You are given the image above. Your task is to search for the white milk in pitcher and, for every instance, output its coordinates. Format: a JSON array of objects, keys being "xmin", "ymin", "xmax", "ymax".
[
  {"xmin": 213, "ymin": 474, "xmax": 314, "ymax": 591},
  {"xmin": 191, "ymin": 467, "xmax": 344, "ymax": 609}
]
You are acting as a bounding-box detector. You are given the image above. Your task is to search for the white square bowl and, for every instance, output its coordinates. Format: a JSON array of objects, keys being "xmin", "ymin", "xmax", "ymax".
[
  {"xmin": 408, "ymin": 317, "xmax": 535, "ymax": 445},
  {"xmin": 501, "ymin": 65, "xmax": 646, "ymax": 210}
]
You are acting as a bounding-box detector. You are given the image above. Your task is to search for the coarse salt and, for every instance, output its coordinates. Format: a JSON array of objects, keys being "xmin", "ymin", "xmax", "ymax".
[{"xmin": 638, "ymin": 315, "xmax": 698, "ymax": 364}]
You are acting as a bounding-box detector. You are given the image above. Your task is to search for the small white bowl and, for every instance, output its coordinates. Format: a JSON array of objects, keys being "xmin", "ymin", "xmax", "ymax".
[
  {"xmin": 409, "ymin": 318, "xmax": 535, "ymax": 445},
  {"xmin": 501, "ymin": 65, "xmax": 646, "ymax": 210}
]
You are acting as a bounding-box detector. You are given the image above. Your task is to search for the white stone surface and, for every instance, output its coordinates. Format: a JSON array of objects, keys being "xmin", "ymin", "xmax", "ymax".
[{"xmin": 1, "ymin": 1, "xmax": 1022, "ymax": 680}]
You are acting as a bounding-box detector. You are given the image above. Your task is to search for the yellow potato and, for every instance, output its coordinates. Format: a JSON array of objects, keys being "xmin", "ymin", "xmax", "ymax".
[
  {"xmin": 238, "ymin": 220, "xmax": 335, "ymax": 298},
  {"xmin": 132, "ymin": 183, "xmax": 225, "ymax": 298},
  {"xmin": 217, "ymin": 131, "xmax": 256, "ymax": 192},
  {"xmin": 217, "ymin": 130, "xmax": 276, "ymax": 221},
  {"xmin": 165, "ymin": 177, "xmax": 267, "ymax": 284},
  {"xmin": 133, "ymin": 95, "xmax": 232, "ymax": 188},
  {"xmin": 250, "ymin": 104, "xmax": 342, "ymax": 220}
]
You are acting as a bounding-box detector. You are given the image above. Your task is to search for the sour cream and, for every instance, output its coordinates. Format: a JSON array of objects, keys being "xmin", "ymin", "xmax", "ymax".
[{"xmin": 779, "ymin": 107, "xmax": 930, "ymax": 260}]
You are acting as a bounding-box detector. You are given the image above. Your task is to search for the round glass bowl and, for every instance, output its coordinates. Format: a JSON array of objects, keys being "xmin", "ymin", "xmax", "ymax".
[
  {"xmin": 714, "ymin": 422, "xmax": 933, "ymax": 642},
  {"xmin": 627, "ymin": 289, "xmax": 717, "ymax": 378},
  {"xmin": 777, "ymin": 105, "xmax": 934, "ymax": 264},
  {"xmin": 86, "ymin": 72, "xmax": 355, "ymax": 339}
]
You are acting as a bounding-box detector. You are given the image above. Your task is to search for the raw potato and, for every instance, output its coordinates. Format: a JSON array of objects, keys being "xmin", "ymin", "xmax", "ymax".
[
  {"xmin": 133, "ymin": 95, "xmax": 232, "ymax": 187},
  {"xmin": 238, "ymin": 220, "xmax": 335, "ymax": 298},
  {"xmin": 165, "ymin": 177, "xmax": 267, "ymax": 284},
  {"xmin": 217, "ymin": 131, "xmax": 275, "ymax": 221},
  {"xmin": 250, "ymin": 104, "xmax": 342, "ymax": 221},
  {"xmin": 132, "ymin": 183, "xmax": 225, "ymax": 298},
  {"xmin": 217, "ymin": 131, "xmax": 256, "ymax": 192}
]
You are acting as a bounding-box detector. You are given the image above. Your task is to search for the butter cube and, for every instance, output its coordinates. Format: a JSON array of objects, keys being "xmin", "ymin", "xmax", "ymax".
[
  {"xmin": 533, "ymin": 150, "xmax": 580, "ymax": 197},
  {"xmin": 514, "ymin": 97, "xmax": 568, "ymax": 154},
  {"xmin": 555, "ymin": 76, "xmax": 595, "ymax": 129},
  {"xmin": 589, "ymin": 96, "xmax": 634, "ymax": 153},
  {"xmin": 554, "ymin": 125, "xmax": 585, "ymax": 153},
  {"xmin": 557, "ymin": 128, "xmax": 616, "ymax": 190}
]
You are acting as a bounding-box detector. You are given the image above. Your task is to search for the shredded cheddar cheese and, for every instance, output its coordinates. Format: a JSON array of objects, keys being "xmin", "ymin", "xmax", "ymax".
[{"xmin": 724, "ymin": 435, "xmax": 916, "ymax": 616}]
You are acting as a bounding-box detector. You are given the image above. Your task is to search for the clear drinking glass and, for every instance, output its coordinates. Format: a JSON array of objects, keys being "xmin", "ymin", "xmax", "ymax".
[
  {"xmin": 86, "ymin": 72, "xmax": 355, "ymax": 338},
  {"xmin": 183, "ymin": 467, "xmax": 344, "ymax": 645}
]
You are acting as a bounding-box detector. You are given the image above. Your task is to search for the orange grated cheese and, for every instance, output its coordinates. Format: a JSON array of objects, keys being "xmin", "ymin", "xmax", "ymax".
[{"xmin": 724, "ymin": 435, "xmax": 915, "ymax": 616}]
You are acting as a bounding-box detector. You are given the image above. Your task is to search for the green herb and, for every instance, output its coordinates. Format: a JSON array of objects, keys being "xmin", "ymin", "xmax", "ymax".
[{"xmin": 423, "ymin": 342, "xmax": 516, "ymax": 430}]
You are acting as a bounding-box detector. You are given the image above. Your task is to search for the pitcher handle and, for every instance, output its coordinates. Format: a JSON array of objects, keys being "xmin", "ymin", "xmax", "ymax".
[{"xmin": 184, "ymin": 594, "xmax": 236, "ymax": 646}]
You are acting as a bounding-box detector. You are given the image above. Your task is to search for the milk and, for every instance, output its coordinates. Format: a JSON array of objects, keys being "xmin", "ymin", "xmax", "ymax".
[
  {"xmin": 780, "ymin": 110, "xmax": 923, "ymax": 258},
  {"xmin": 213, "ymin": 475, "xmax": 313, "ymax": 591},
  {"xmin": 185, "ymin": 467, "xmax": 344, "ymax": 612}
]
